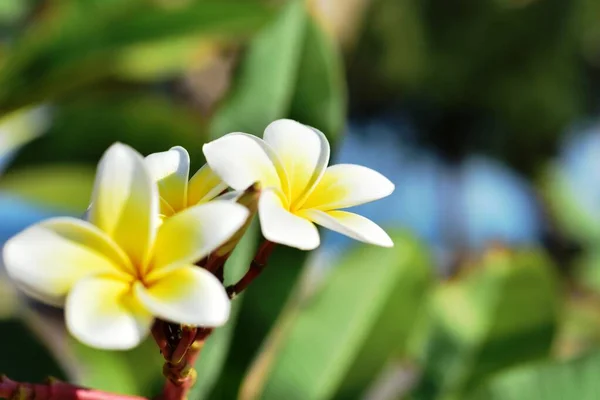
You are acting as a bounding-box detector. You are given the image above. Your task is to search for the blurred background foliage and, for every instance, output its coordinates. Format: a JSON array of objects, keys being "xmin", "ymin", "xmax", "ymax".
[{"xmin": 0, "ymin": 0, "xmax": 600, "ymax": 399}]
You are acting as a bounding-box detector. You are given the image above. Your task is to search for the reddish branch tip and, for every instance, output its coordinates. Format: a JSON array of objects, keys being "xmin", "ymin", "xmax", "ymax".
[{"xmin": 0, "ymin": 375, "xmax": 147, "ymax": 400}]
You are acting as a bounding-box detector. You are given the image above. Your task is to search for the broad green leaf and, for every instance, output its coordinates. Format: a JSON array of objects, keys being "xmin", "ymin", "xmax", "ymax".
[
  {"xmin": 12, "ymin": 93, "xmax": 208, "ymax": 169},
  {"xmin": 208, "ymin": 244, "xmax": 310, "ymax": 399},
  {"xmin": 413, "ymin": 248, "xmax": 560, "ymax": 400},
  {"xmin": 210, "ymin": 0, "xmax": 307, "ymax": 138},
  {"xmin": 71, "ymin": 337, "xmax": 163, "ymax": 397},
  {"xmin": 0, "ymin": 1, "xmax": 273, "ymax": 111},
  {"xmin": 289, "ymin": 17, "xmax": 347, "ymax": 140},
  {"xmin": 113, "ymin": 37, "xmax": 214, "ymax": 81},
  {"xmin": 241, "ymin": 232, "xmax": 432, "ymax": 400},
  {"xmin": 190, "ymin": 221, "xmax": 259, "ymax": 400},
  {"xmin": 467, "ymin": 351, "xmax": 600, "ymax": 400},
  {"xmin": 0, "ymin": 165, "xmax": 95, "ymax": 213},
  {"xmin": 210, "ymin": 0, "xmax": 346, "ymax": 141}
]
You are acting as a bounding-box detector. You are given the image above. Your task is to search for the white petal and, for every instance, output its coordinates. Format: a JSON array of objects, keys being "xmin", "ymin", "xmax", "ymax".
[
  {"xmin": 145, "ymin": 146, "xmax": 189, "ymax": 212},
  {"xmin": 301, "ymin": 164, "xmax": 395, "ymax": 211},
  {"xmin": 264, "ymin": 119, "xmax": 330, "ymax": 206},
  {"xmin": 3, "ymin": 217, "xmax": 131, "ymax": 306},
  {"xmin": 66, "ymin": 277, "xmax": 153, "ymax": 350},
  {"xmin": 203, "ymin": 133, "xmax": 284, "ymax": 194},
  {"xmin": 187, "ymin": 164, "xmax": 228, "ymax": 206},
  {"xmin": 259, "ymin": 189, "xmax": 320, "ymax": 250},
  {"xmin": 88, "ymin": 143, "xmax": 159, "ymax": 266},
  {"xmin": 136, "ymin": 265, "xmax": 230, "ymax": 326},
  {"xmin": 301, "ymin": 209, "xmax": 393, "ymax": 247},
  {"xmin": 151, "ymin": 200, "xmax": 249, "ymax": 271}
]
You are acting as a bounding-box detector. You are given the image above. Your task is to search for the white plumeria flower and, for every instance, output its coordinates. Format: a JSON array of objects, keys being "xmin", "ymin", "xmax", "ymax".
[
  {"xmin": 3, "ymin": 143, "xmax": 248, "ymax": 350},
  {"xmin": 145, "ymin": 146, "xmax": 228, "ymax": 218},
  {"xmin": 203, "ymin": 119, "xmax": 395, "ymax": 250}
]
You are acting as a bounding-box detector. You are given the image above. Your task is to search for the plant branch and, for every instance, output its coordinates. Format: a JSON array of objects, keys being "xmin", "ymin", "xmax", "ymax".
[
  {"xmin": 154, "ymin": 326, "xmax": 213, "ymax": 400},
  {"xmin": 226, "ymin": 240, "xmax": 276, "ymax": 298},
  {"xmin": 0, "ymin": 376, "xmax": 147, "ymax": 400}
]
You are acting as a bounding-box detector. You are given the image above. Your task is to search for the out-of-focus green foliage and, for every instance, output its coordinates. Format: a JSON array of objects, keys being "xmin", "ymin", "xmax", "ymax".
[
  {"xmin": 240, "ymin": 232, "xmax": 431, "ymax": 400},
  {"xmin": 351, "ymin": 0, "xmax": 594, "ymax": 172},
  {"xmin": 413, "ymin": 248, "xmax": 560, "ymax": 400},
  {"xmin": 191, "ymin": 221, "xmax": 259, "ymax": 400},
  {"xmin": 71, "ymin": 337, "xmax": 163, "ymax": 398},
  {"xmin": 0, "ymin": 0, "xmax": 273, "ymax": 112},
  {"xmin": 468, "ymin": 351, "xmax": 600, "ymax": 400},
  {"xmin": 211, "ymin": 0, "xmax": 346, "ymax": 141},
  {"xmin": 0, "ymin": 165, "xmax": 95, "ymax": 212},
  {"xmin": 0, "ymin": 107, "xmax": 50, "ymax": 159},
  {"xmin": 540, "ymin": 167, "xmax": 600, "ymax": 248},
  {"xmin": 0, "ymin": 317, "xmax": 65, "ymax": 383},
  {"xmin": 13, "ymin": 94, "xmax": 208, "ymax": 170}
]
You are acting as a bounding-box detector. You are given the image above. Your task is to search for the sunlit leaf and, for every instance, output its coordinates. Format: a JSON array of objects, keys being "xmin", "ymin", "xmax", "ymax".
[
  {"xmin": 210, "ymin": 0, "xmax": 307, "ymax": 138},
  {"xmin": 71, "ymin": 337, "xmax": 163, "ymax": 397},
  {"xmin": 241, "ymin": 232, "xmax": 432, "ymax": 400},
  {"xmin": 0, "ymin": 0, "xmax": 273, "ymax": 110},
  {"xmin": 210, "ymin": 0, "xmax": 345, "ymax": 141},
  {"xmin": 413, "ymin": 248, "xmax": 560, "ymax": 399},
  {"xmin": 468, "ymin": 351, "xmax": 600, "ymax": 400},
  {"xmin": 0, "ymin": 165, "xmax": 95, "ymax": 213},
  {"xmin": 289, "ymin": 17, "xmax": 346, "ymax": 140}
]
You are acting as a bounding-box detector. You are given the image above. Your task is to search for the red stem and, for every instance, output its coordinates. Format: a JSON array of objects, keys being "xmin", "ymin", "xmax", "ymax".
[
  {"xmin": 0, "ymin": 376, "xmax": 147, "ymax": 400},
  {"xmin": 158, "ymin": 328, "xmax": 212, "ymax": 400},
  {"xmin": 226, "ymin": 240, "xmax": 276, "ymax": 298}
]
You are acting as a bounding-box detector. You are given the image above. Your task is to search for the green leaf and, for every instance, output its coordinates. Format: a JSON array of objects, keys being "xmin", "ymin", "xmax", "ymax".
[
  {"xmin": 0, "ymin": 317, "xmax": 65, "ymax": 382},
  {"xmin": 71, "ymin": 337, "xmax": 163, "ymax": 397},
  {"xmin": 208, "ymin": 244, "xmax": 310, "ymax": 399},
  {"xmin": 413, "ymin": 248, "xmax": 561, "ymax": 400},
  {"xmin": 210, "ymin": 0, "xmax": 346, "ymax": 141},
  {"xmin": 0, "ymin": 106, "xmax": 50, "ymax": 161},
  {"xmin": 11, "ymin": 93, "xmax": 208, "ymax": 170},
  {"xmin": 240, "ymin": 232, "xmax": 433, "ymax": 400},
  {"xmin": 190, "ymin": 221, "xmax": 259, "ymax": 400},
  {"xmin": 540, "ymin": 166, "xmax": 600, "ymax": 247},
  {"xmin": 288, "ymin": 17, "xmax": 347, "ymax": 140},
  {"xmin": 0, "ymin": 164, "xmax": 95, "ymax": 213},
  {"xmin": 0, "ymin": 0, "xmax": 273, "ymax": 110},
  {"xmin": 467, "ymin": 351, "xmax": 600, "ymax": 400},
  {"xmin": 210, "ymin": 0, "xmax": 307, "ymax": 138}
]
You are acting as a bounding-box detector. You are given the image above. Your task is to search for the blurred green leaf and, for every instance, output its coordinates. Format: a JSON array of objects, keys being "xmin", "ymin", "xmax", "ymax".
[
  {"xmin": 413, "ymin": 248, "xmax": 560, "ymax": 400},
  {"xmin": 0, "ymin": 164, "xmax": 95, "ymax": 213},
  {"xmin": 209, "ymin": 245, "xmax": 309, "ymax": 399},
  {"xmin": 241, "ymin": 232, "xmax": 432, "ymax": 400},
  {"xmin": 288, "ymin": 17, "xmax": 347, "ymax": 139},
  {"xmin": 467, "ymin": 351, "xmax": 600, "ymax": 400},
  {"xmin": 190, "ymin": 221, "xmax": 259, "ymax": 400},
  {"xmin": 540, "ymin": 166, "xmax": 600, "ymax": 247},
  {"xmin": 0, "ymin": 318, "xmax": 65, "ymax": 382},
  {"xmin": 12, "ymin": 93, "xmax": 208, "ymax": 170},
  {"xmin": 210, "ymin": 0, "xmax": 307, "ymax": 138},
  {"xmin": 0, "ymin": 106, "xmax": 50, "ymax": 161},
  {"xmin": 0, "ymin": 0, "xmax": 273, "ymax": 110},
  {"xmin": 113, "ymin": 36, "xmax": 210, "ymax": 81},
  {"xmin": 71, "ymin": 337, "xmax": 163, "ymax": 397},
  {"xmin": 210, "ymin": 0, "xmax": 346, "ymax": 141}
]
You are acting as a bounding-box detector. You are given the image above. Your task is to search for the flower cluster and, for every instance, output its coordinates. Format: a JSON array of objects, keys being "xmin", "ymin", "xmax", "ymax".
[{"xmin": 2, "ymin": 119, "xmax": 394, "ymax": 350}]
